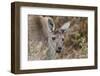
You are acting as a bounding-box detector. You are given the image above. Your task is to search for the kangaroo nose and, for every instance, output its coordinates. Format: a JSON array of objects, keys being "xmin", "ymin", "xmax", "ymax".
[
  {"xmin": 56, "ymin": 47, "xmax": 62, "ymax": 53},
  {"xmin": 58, "ymin": 47, "xmax": 62, "ymax": 50}
]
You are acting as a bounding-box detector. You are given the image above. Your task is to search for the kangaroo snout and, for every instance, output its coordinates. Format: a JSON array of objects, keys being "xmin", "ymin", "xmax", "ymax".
[
  {"xmin": 58, "ymin": 47, "xmax": 62, "ymax": 50},
  {"xmin": 56, "ymin": 47, "xmax": 62, "ymax": 53}
]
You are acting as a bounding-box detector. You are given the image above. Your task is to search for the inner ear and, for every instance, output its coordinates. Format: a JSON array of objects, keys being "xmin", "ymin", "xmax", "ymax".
[{"xmin": 48, "ymin": 18, "xmax": 55, "ymax": 32}]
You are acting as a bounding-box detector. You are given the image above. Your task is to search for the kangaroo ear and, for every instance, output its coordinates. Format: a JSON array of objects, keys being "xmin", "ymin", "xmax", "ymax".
[
  {"xmin": 60, "ymin": 21, "xmax": 70, "ymax": 33},
  {"xmin": 47, "ymin": 17, "xmax": 55, "ymax": 32}
]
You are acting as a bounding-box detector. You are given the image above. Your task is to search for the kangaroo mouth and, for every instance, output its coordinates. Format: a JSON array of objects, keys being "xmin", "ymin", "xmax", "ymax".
[{"xmin": 56, "ymin": 50, "xmax": 61, "ymax": 53}]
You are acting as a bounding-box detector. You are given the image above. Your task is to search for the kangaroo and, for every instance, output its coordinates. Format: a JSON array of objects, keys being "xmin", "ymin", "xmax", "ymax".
[{"xmin": 40, "ymin": 16, "xmax": 71, "ymax": 59}]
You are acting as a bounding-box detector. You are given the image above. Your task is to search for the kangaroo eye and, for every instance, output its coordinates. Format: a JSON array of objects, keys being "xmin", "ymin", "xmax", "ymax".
[
  {"xmin": 62, "ymin": 38, "xmax": 64, "ymax": 41},
  {"xmin": 52, "ymin": 37, "xmax": 56, "ymax": 40}
]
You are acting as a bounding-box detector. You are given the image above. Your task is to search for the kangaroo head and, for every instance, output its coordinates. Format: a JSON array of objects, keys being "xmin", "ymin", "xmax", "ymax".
[
  {"xmin": 41, "ymin": 16, "xmax": 70, "ymax": 53},
  {"xmin": 47, "ymin": 17, "xmax": 71, "ymax": 53}
]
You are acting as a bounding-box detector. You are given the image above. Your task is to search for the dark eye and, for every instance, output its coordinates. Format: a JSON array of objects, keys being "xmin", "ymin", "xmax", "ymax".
[
  {"xmin": 52, "ymin": 37, "xmax": 56, "ymax": 40},
  {"xmin": 62, "ymin": 38, "xmax": 64, "ymax": 41}
]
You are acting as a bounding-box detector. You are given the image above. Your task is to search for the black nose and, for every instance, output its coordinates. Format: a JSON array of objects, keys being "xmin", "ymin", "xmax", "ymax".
[{"xmin": 58, "ymin": 47, "xmax": 62, "ymax": 50}]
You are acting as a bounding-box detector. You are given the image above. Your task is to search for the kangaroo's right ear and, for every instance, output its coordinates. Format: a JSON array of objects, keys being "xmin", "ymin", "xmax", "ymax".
[
  {"xmin": 47, "ymin": 17, "xmax": 55, "ymax": 32},
  {"xmin": 60, "ymin": 21, "xmax": 71, "ymax": 33}
]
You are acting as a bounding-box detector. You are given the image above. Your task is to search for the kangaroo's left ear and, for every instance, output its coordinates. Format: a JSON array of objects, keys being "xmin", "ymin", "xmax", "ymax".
[
  {"xmin": 60, "ymin": 21, "xmax": 71, "ymax": 33},
  {"xmin": 47, "ymin": 17, "xmax": 55, "ymax": 32}
]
